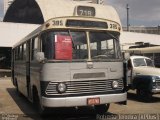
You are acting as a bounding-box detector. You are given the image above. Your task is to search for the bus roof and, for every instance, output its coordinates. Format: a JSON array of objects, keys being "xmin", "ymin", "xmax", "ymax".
[
  {"xmin": 12, "ymin": 0, "xmax": 122, "ymax": 48},
  {"xmin": 36, "ymin": 0, "xmax": 121, "ymax": 25}
]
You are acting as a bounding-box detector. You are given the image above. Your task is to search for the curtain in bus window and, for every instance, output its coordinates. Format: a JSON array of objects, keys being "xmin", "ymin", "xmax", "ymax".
[{"xmin": 55, "ymin": 35, "xmax": 72, "ymax": 60}]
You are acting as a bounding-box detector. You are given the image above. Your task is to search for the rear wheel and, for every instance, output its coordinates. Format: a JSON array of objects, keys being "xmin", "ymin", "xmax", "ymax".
[{"xmin": 95, "ymin": 104, "xmax": 110, "ymax": 115}]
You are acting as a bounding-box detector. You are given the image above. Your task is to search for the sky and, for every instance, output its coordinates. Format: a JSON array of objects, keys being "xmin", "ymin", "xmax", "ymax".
[
  {"xmin": 0, "ymin": 0, "xmax": 160, "ymax": 27},
  {"xmin": 106, "ymin": 0, "xmax": 160, "ymax": 27}
]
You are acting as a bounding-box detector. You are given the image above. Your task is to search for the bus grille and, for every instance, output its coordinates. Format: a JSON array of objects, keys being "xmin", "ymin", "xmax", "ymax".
[
  {"xmin": 45, "ymin": 79, "xmax": 124, "ymax": 96},
  {"xmin": 156, "ymin": 80, "xmax": 160, "ymax": 88}
]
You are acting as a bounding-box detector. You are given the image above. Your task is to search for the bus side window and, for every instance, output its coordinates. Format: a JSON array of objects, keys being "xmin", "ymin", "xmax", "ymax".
[
  {"xmin": 20, "ymin": 45, "xmax": 23, "ymax": 60},
  {"xmin": 31, "ymin": 39, "xmax": 34, "ymax": 60},
  {"xmin": 31, "ymin": 37, "xmax": 39, "ymax": 60},
  {"xmin": 41, "ymin": 32, "xmax": 55, "ymax": 59},
  {"xmin": 17, "ymin": 46, "xmax": 20, "ymax": 60},
  {"xmin": 23, "ymin": 43, "xmax": 26, "ymax": 60},
  {"xmin": 15, "ymin": 48, "xmax": 17, "ymax": 60}
]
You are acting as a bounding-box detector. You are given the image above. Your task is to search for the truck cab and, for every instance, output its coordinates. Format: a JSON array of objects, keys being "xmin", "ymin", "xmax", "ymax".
[{"xmin": 127, "ymin": 56, "xmax": 160, "ymax": 100}]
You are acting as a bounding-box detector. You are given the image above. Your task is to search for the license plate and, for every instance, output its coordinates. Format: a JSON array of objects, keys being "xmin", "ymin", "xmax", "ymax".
[{"xmin": 87, "ymin": 97, "xmax": 100, "ymax": 105}]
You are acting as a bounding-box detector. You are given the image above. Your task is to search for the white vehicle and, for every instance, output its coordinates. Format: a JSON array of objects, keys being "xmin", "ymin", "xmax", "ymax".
[
  {"xmin": 11, "ymin": 0, "xmax": 127, "ymax": 114},
  {"xmin": 127, "ymin": 46, "xmax": 160, "ymax": 67},
  {"xmin": 127, "ymin": 56, "xmax": 160, "ymax": 99}
]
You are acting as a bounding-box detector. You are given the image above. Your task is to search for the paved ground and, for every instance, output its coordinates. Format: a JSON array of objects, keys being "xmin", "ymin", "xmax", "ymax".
[{"xmin": 0, "ymin": 78, "xmax": 160, "ymax": 120}]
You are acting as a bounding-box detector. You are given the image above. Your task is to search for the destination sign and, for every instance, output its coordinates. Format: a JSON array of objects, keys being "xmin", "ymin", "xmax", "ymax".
[
  {"xmin": 77, "ymin": 6, "xmax": 95, "ymax": 17},
  {"xmin": 66, "ymin": 20, "xmax": 108, "ymax": 29}
]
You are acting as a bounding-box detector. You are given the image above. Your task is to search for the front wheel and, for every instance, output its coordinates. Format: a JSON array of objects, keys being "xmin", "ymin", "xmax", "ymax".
[
  {"xmin": 33, "ymin": 88, "xmax": 46, "ymax": 115},
  {"xmin": 136, "ymin": 89, "xmax": 152, "ymax": 101},
  {"xmin": 94, "ymin": 104, "xmax": 110, "ymax": 115}
]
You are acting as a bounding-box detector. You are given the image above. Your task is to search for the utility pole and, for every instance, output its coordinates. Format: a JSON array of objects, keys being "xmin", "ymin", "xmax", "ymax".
[{"xmin": 126, "ymin": 4, "xmax": 130, "ymax": 31}]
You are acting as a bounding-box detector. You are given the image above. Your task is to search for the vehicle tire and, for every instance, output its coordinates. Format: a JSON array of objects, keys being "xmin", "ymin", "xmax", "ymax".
[
  {"xmin": 33, "ymin": 88, "xmax": 46, "ymax": 115},
  {"xmin": 95, "ymin": 104, "xmax": 110, "ymax": 115},
  {"xmin": 136, "ymin": 89, "xmax": 152, "ymax": 101}
]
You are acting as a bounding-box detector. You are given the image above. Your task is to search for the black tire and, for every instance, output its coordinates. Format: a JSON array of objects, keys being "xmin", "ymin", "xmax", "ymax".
[
  {"xmin": 33, "ymin": 88, "xmax": 46, "ymax": 115},
  {"xmin": 95, "ymin": 104, "xmax": 110, "ymax": 115},
  {"xmin": 136, "ymin": 89, "xmax": 152, "ymax": 101}
]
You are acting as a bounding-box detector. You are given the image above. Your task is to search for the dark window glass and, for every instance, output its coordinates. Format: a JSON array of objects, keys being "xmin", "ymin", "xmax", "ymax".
[
  {"xmin": 23, "ymin": 43, "xmax": 26, "ymax": 60},
  {"xmin": 70, "ymin": 31, "xmax": 87, "ymax": 59},
  {"xmin": 133, "ymin": 58, "xmax": 146, "ymax": 67},
  {"xmin": 41, "ymin": 31, "xmax": 88, "ymax": 60},
  {"xmin": 41, "ymin": 30, "xmax": 121, "ymax": 61},
  {"xmin": 31, "ymin": 37, "xmax": 39, "ymax": 60},
  {"xmin": 41, "ymin": 31, "xmax": 70, "ymax": 59},
  {"xmin": 41, "ymin": 32, "xmax": 55, "ymax": 59},
  {"xmin": 66, "ymin": 20, "xmax": 108, "ymax": 29},
  {"xmin": 90, "ymin": 32, "xmax": 121, "ymax": 59},
  {"xmin": 146, "ymin": 58, "xmax": 154, "ymax": 67},
  {"xmin": 133, "ymin": 58, "xmax": 154, "ymax": 67}
]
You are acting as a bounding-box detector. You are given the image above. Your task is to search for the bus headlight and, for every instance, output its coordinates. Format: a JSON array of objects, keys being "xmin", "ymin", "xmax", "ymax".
[
  {"xmin": 57, "ymin": 83, "xmax": 67, "ymax": 93},
  {"xmin": 112, "ymin": 81, "xmax": 119, "ymax": 88}
]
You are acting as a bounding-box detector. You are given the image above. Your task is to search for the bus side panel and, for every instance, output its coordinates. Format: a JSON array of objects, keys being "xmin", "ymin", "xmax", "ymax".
[
  {"xmin": 30, "ymin": 62, "xmax": 42, "ymax": 102},
  {"xmin": 14, "ymin": 61, "xmax": 28, "ymax": 96}
]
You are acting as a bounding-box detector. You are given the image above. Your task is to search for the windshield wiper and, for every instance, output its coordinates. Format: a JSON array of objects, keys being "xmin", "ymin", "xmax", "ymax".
[
  {"xmin": 106, "ymin": 32, "xmax": 119, "ymax": 41},
  {"xmin": 68, "ymin": 30, "xmax": 76, "ymax": 49}
]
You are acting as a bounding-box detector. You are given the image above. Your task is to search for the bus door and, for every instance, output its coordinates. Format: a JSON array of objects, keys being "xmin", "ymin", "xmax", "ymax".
[{"xmin": 26, "ymin": 41, "xmax": 31, "ymax": 98}]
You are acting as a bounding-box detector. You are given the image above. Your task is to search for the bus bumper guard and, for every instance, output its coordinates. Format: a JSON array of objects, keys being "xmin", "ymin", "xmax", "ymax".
[{"xmin": 41, "ymin": 92, "xmax": 127, "ymax": 107}]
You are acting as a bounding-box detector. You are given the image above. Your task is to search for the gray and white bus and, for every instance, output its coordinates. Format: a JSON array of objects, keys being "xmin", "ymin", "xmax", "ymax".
[{"xmin": 11, "ymin": 1, "xmax": 127, "ymax": 114}]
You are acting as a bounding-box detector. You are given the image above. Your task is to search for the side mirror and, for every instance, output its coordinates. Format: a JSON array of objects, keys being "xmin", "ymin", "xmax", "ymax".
[{"xmin": 35, "ymin": 52, "xmax": 45, "ymax": 63}]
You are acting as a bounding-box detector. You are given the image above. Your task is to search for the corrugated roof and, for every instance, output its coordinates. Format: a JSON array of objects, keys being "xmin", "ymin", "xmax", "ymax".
[
  {"xmin": 120, "ymin": 31, "xmax": 160, "ymax": 50},
  {"xmin": 0, "ymin": 22, "xmax": 39, "ymax": 47}
]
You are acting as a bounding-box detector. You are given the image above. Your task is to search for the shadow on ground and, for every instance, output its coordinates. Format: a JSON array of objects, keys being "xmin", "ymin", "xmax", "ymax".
[
  {"xmin": 7, "ymin": 88, "xmax": 116, "ymax": 120},
  {"xmin": 127, "ymin": 91, "xmax": 160, "ymax": 103}
]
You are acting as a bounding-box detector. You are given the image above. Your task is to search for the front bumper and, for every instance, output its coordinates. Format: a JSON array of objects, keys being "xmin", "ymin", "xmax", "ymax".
[{"xmin": 41, "ymin": 92, "xmax": 127, "ymax": 107}]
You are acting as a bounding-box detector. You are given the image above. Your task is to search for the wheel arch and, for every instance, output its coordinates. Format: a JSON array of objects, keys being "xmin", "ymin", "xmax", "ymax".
[{"xmin": 133, "ymin": 75, "xmax": 153, "ymax": 91}]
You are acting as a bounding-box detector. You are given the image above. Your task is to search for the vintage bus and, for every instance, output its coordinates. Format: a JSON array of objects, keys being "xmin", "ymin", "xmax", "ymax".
[
  {"xmin": 126, "ymin": 46, "xmax": 160, "ymax": 67},
  {"xmin": 11, "ymin": 1, "xmax": 127, "ymax": 114}
]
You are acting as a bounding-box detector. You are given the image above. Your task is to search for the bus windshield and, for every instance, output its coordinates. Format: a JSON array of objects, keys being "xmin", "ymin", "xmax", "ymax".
[
  {"xmin": 90, "ymin": 32, "xmax": 121, "ymax": 59},
  {"xmin": 41, "ymin": 30, "xmax": 121, "ymax": 60}
]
